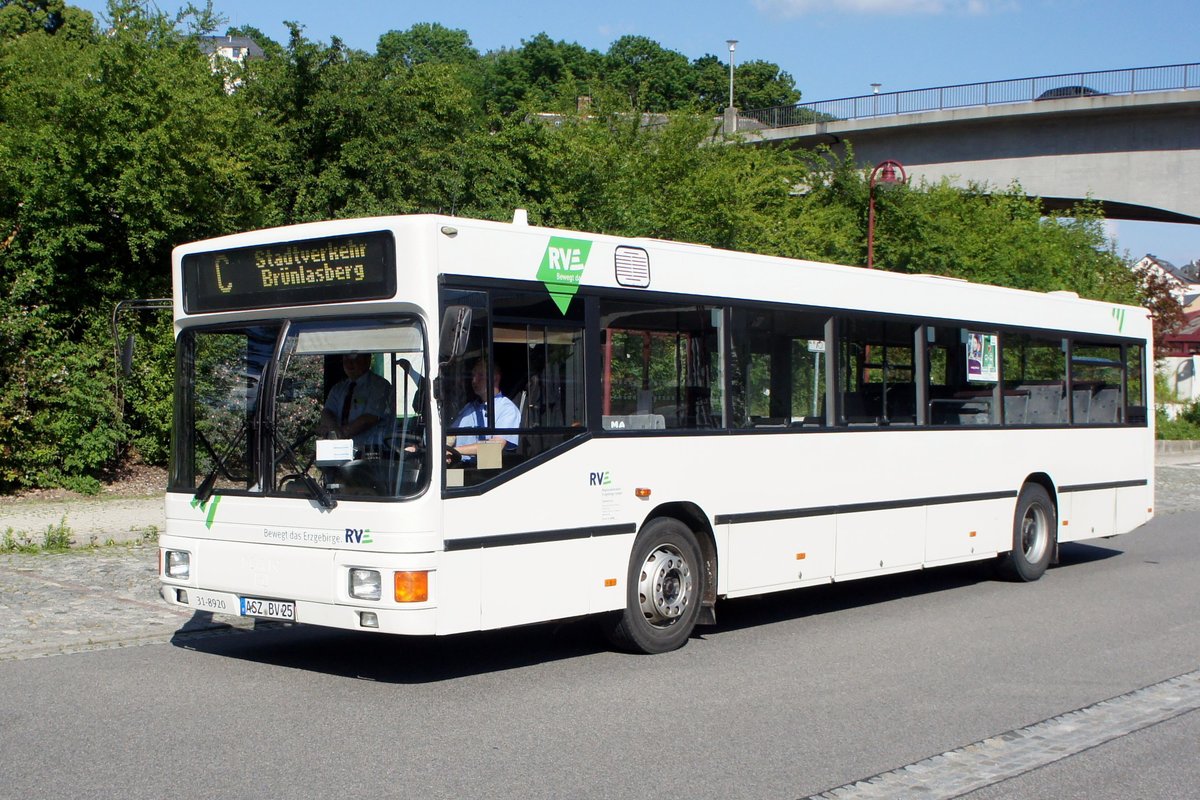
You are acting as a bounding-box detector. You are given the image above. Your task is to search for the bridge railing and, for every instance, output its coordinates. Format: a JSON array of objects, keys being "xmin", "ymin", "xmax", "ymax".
[{"xmin": 742, "ymin": 63, "xmax": 1200, "ymax": 130}]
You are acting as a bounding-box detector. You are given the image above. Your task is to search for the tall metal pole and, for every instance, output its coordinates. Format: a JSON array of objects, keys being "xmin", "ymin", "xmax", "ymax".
[{"xmin": 726, "ymin": 39, "xmax": 738, "ymax": 131}]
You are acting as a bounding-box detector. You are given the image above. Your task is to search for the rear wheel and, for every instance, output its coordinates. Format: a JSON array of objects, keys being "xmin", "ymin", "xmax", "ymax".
[
  {"xmin": 998, "ymin": 483, "xmax": 1055, "ymax": 581},
  {"xmin": 604, "ymin": 518, "xmax": 703, "ymax": 654}
]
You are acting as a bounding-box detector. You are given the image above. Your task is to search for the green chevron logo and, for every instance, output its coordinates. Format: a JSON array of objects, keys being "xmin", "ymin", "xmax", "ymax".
[{"xmin": 537, "ymin": 236, "xmax": 592, "ymax": 314}]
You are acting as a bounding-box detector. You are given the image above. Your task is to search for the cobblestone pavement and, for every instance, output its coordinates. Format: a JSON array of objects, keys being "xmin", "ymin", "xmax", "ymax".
[
  {"xmin": 0, "ymin": 495, "xmax": 164, "ymax": 548},
  {"xmin": 808, "ymin": 670, "xmax": 1200, "ymax": 800},
  {"xmin": 0, "ymin": 544, "xmax": 254, "ymax": 661}
]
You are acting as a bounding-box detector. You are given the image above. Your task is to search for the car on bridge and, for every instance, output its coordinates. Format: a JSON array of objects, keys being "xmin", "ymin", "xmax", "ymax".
[{"xmin": 1036, "ymin": 85, "xmax": 1106, "ymax": 100}]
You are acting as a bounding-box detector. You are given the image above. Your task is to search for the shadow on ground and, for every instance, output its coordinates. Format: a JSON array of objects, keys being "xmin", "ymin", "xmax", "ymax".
[{"xmin": 170, "ymin": 540, "xmax": 1124, "ymax": 683}]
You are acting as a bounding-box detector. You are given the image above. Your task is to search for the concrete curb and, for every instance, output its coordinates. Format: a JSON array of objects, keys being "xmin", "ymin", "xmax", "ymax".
[{"xmin": 1155, "ymin": 439, "xmax": 1200, "ymax": 454}]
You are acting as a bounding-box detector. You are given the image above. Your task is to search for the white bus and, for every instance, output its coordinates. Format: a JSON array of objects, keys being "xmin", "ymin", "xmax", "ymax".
[{"xmin": 160, "ymin": 212, "xmax": 1154, "ymax": 653}]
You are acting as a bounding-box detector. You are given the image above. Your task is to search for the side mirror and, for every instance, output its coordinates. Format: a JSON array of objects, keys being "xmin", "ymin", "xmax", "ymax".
[{"xmin": 439, "ymin": 305, "xmax": 472, "ymax": 364}]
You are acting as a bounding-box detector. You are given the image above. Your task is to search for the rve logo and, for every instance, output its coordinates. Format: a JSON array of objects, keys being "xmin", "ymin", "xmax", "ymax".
[
  {"xmin": 589, "ymin": 471, "xmax": 612, "ymax": 486},
  {"xmin": 345, "ymin": 528, "xmax": 374, "ymax": 544},
  {"xmin": 547, "ymin": 246, "xmax": 586, "ymax": 271}
]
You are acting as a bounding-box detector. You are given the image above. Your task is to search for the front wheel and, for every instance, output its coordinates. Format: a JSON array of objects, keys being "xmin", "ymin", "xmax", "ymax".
[
  {"xmin": 604, "ymin": 518, "xmax": 703, "ymax": 654},
  {"xmin": 998, "ymin": 483, "xmax": 1056, "ymax": 582}
]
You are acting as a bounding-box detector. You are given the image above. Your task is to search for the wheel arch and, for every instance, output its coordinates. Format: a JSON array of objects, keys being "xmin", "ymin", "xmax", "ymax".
[{"xmin": 642, "ymin": 501, "xmax": 718, "ymax": 623}]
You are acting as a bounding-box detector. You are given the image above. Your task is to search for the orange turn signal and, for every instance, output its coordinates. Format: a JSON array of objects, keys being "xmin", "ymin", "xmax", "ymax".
[
  {"xmin": 795, "ymin": 552, "xmax": 806, "ymax": 560},
  {"xmin": 394, "ymin": 571, "xmax": 429, "ymax": 603},
  {"xmin": 604, "ymin": 578, "xmax": 617, "ymax": 587},
  {"xmin": 635, "ymin": 488, "xmax": 652, "ymax": 499}
]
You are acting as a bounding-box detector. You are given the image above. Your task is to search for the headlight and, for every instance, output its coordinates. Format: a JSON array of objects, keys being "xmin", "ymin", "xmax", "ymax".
[
  {"xmin": 165, "ymin": 550, "xmax": 190, "ymax": 579},
  {"xmin": 349, "ymin": 568, "xmax": 382, "ymax": 601}
]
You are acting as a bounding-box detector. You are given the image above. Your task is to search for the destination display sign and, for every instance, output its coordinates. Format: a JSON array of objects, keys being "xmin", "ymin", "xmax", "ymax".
[{"xmin": 182, "ymin": 230, "xmax": 396, "ymax": 313}]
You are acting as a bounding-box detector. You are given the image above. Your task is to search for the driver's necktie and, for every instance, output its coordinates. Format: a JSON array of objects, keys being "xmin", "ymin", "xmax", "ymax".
[{"xmin": 340, "ymin": 380, "xmax": 356, "ymax": 427}]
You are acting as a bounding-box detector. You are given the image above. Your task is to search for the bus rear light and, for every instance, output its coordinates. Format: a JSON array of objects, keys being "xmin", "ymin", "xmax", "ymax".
[
  {"xmin": 165, "ymin": 550, "xmax": 190, "ymax": 579},
  {"xmin": 635, "ymin": 488, "xmax": 652, "ymax": 499},
  {"xmin": 394, "ymin": 571, "xmax": 429, "ymax": 603}
]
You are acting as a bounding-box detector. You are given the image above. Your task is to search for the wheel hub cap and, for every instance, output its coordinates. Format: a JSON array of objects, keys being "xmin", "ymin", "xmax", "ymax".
[{"xmin": 638, "ymin": 545, "xmax": 693, "ymax": 627}]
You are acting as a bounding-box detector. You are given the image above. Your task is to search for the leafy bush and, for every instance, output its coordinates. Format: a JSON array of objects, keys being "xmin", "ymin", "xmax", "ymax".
[
  {"xmin": 0, "ymin": 306, "xmax": 123, "ymax": 491},
  {"xmin": 1156, "ymin": 403, "xmax": 1200, "ymax": 440}
]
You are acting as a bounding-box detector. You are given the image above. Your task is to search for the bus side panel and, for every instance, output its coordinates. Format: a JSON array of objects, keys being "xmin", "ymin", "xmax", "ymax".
[
  {"xmin": 435, "ymin": 548, "xmax": 482, "ymax": 635},
  {"xmin": 478, "ymin": 540, "xmax": 591, "ymax": 631},
  {"xmin": 1115, "ymin": 484, "xmax": 1153, "ymax": 534},
  {"xmin": 924, "ymin": 498, "xmax": 1009, "ymax": 565},
  {"xmin": 587, "ymin": 532, "xmax": 636, "ymax": 615},
  {"xmin": 725, "ymin": 517, "xmax": 835, "ymax": 597},
  {"xmin": 834, "ymin": 507, "xmax": 925, "ymax": 579},
  {"xmin": 1060, "ymin": 488, "xmax": 1117, "ymax": 543}
]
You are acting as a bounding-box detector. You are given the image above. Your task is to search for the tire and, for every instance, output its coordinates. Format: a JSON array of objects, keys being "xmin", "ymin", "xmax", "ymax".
[
  {"xmin": 998, "ymin": 483, "xmax": 1056, "ymax": 582},
  {"xmin": 604, "ymin": 518, "xmax": 704, "ymax": 654}
]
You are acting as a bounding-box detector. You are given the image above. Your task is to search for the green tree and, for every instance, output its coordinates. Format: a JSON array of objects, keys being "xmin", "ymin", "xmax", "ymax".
[
  {"xmin": 0, "ymin": 0, "xmax": 265, "ymax": 489},
  {"xmin": 482, "ymin": 33, "xmax": 604, "ymax": 114},
  {"xmin": 693, "ymin": 54, "xmax": 801, "ymax": 113},
  {"xmin": 875, "ymin": 180, "xmax": 1137, "ymax": 303},
  {"xmin": 376, "ymin": 22, "xmax": 478, "ymax": 71},
  {"xmin": 603, "ymin": 35, "xmax": 692, "ymax": 112},
  {"xmin": 0, "ymin": 0, "xmax": 65, "ymax": 38}
]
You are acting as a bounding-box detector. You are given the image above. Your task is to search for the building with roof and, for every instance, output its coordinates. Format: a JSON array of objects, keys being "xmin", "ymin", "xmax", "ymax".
[
  {"xmin": 1134, "ymin": 254, "xmax": 1200, "ymax": 311},
  {"xmin": 199, "ymin": 35, "xmax": 264, "ymax": 66}
]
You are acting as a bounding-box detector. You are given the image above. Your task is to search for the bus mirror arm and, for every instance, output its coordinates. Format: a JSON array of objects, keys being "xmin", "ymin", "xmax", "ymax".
[{"xmin": 438, "ymin": 305, "xmax": 472, "ymax": 364}]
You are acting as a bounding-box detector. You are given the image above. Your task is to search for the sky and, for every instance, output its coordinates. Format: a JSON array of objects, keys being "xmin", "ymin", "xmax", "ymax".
[{"xmin": 70, "ymin": 0, "xmax": 1200, "ymax": 265}]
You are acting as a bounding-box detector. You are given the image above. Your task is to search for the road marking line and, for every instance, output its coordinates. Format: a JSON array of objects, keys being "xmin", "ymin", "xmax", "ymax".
[{"xmin": 805, "ymin": 669, "xmax": 1200, "ymax": 800}]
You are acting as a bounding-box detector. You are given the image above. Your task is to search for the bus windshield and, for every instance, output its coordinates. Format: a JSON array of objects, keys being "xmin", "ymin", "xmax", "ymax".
[{"xmin": 171, "ymin": 316, "xmax": 430, "ymax": 502}]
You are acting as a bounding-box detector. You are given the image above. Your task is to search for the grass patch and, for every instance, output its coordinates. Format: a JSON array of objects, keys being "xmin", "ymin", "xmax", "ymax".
[{"xmin": 1, "ymin": 518, "xmax": 76, "ymax": 553}]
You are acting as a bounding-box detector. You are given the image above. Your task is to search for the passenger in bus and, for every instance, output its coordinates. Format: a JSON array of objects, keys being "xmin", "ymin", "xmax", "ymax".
[
  {"xmin": 448, "ymin": 359, "xmax": 519, "ymax": 462},
  {"xmin": 317, "ymin": 353, "xmax": 394, "ymax": 453}
]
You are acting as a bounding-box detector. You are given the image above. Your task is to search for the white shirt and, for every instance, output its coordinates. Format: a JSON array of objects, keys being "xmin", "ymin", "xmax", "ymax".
[
  {"xmin": 324, "ymin": 371, "xmax": 394, "ymax": 449},
  {"xmin": 451, "ymin": 393, "xmax": 520, "ymax": 448}
]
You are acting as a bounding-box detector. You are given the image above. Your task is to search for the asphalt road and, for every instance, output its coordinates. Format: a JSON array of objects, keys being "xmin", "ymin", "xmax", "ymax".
[{"xmin": 2, "ymin": 509, "xmax": 1198, "ymax": 800}]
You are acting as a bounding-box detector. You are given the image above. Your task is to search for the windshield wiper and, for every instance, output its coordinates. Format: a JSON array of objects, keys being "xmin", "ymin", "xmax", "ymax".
[
  {"xmin": 193, "ymin": 422, "xmax": 249, "ymax": 505},
  {"xmin": 268, "ymin": 423, "xmax": 337, "ymax": 510}
]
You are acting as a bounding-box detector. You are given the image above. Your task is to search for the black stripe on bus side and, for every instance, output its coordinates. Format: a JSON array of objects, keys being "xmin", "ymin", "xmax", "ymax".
[
  {"xmin": 714, "ymin": 490, "xmax": 1019, "ymax": 526},
  {"xmin": 1059, "ymin": 479, "xmax": 1148, "ymax": 493},
  {"xmin": 444, "ymin": 523, "xmax": 637, "ymax": 551}
]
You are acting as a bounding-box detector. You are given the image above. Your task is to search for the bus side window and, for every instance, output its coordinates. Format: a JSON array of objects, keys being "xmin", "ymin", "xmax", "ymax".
[
  {"xmin": 730, "ymin": 307, "xmax": 827, "ymax": 429},
  {"xmin": 601, "ymin": 300, "xmax": 723, "ymax": 430},
  {"xmin": 927, "ymin": 327, "xmax": 999, "ymax": 426}
]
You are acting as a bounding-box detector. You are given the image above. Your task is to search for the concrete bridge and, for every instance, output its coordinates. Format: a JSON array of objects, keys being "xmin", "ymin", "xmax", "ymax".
[{"xmin": 736, "ymin": 64, "xmax": 1200, "ymax": 224}]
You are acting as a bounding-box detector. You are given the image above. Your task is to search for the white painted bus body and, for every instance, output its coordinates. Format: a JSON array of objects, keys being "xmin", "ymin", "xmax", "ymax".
[{"xmin": 159, "ymin": 214, "xmax": 1154, "ymax": 637}]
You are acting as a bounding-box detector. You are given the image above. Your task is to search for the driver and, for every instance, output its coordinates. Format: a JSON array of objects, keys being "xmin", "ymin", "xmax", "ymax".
[
  {"xmin": 317, "ymin": 353, "xmax": 394, "ymax": 454},
  {"xmin": 448, "ymin": 359, "xmax": 519, "ymax": 462}
]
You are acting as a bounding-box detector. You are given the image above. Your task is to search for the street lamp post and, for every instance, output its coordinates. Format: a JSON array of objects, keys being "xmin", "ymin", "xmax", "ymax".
[
  {"xmin": 867, "ymin": 159, "xmax": 906, "ymax": 269},
  {"xmin": 726, "ymin": 39, "xmax": 738, "ymax": 132}
]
